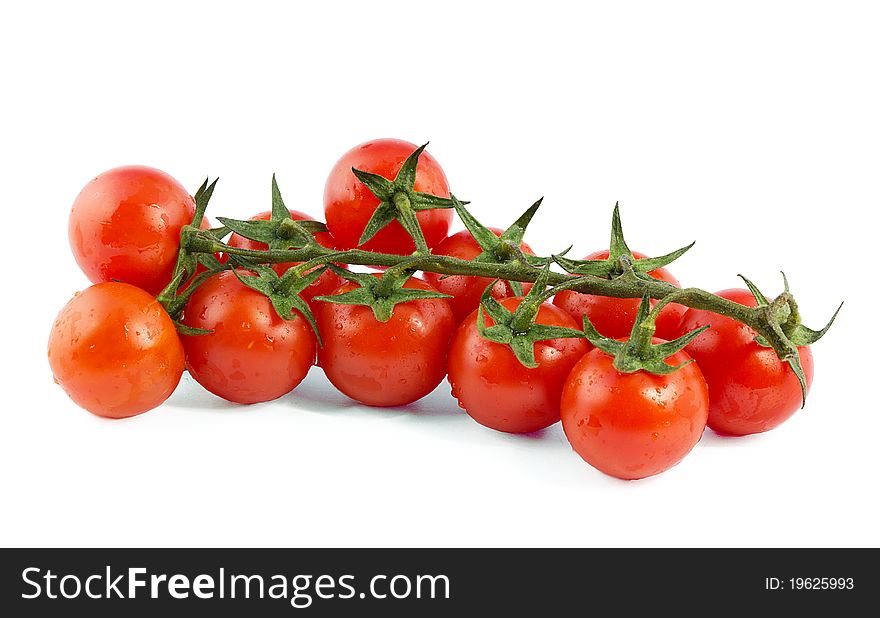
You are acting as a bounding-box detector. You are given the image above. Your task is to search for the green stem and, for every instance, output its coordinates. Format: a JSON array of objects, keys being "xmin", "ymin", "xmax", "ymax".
[
  {"xmin": 392, "ymin": 191, "xmax": 429, "ymax": 254},
  {"xmin": 277, "ymin": 218, "xmax": 300, "ymax": 240},
  {"xmin": 190, "ymin": 234, "xmax": 795, "ymax": 361},
  {"xmin": 159, "ymin": 266, "xmax": 228, "ymax": 319}
]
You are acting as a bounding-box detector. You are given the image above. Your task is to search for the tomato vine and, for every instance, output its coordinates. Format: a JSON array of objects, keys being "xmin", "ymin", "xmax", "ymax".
[{"xmin": 158, "ymin": 145, "xmax": 841, "ymax": 406}]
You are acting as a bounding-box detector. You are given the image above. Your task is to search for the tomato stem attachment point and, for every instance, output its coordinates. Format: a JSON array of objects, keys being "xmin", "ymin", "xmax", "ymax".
[{"xmin": 582, "ymin": 293, "xmax": 709, "ymax": 375}]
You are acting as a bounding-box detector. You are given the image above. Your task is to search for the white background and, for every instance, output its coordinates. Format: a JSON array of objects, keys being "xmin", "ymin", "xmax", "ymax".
[{"xmin": 1, "ymin": 1, "xmax": 878, "ymax": 548}]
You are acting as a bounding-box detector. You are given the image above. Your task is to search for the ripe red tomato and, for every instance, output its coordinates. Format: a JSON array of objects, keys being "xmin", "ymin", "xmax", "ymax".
[
  {"xmin": 315, "ymin": 277, "xmax": 456, "ymax": 407},
  {"xmin": 69, "ymin": 166, "xmax": 196, "ymax": 295},
  {"xmin": 423, "ymin": 229, "xmax": 536, "ymax": 323},
  {"xmin": 553, "ymin": 250, "xmax": 685, "ymax": 340},
  {"xmin": 323, "ymin": 138, "xmax": 452, "ymax": 254},
  {"xmin": 47, "ymin": 282, "xmax": 185, "ymax": 418},
  {"xmin": 181, "ymin": 270, "xmax": 317, "ymax": 404},
  {"xmin": 447, "ymin": 298, "xmax": 589, "ymax": 434},
  {"xmin": 679, "ymin": 288, "xmax": 814, "ymax": 436},
  {"xmin": 226, "ymin": 209, "xmax": 345, "ymax": 309},
  {"xmin": 561, "ymin": 342, "xmax": 709, "ymax": 480}
]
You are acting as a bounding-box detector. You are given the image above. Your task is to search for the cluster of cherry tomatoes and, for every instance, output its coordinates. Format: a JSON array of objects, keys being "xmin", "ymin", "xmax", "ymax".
[{"xmin": 48, "ymin": 139, "xmax": 814, "ymax": 480}]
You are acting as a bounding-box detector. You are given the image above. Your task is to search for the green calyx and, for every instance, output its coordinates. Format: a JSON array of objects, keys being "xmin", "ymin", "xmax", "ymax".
[
  {"xmin": 313, "ymin": 260, "xmax": 451, "ymax": 323},
  {"xmin": 171, "ymin": 177, "xmax": 222, "ymax": 289},
  {"xmin": 738, "ymin": 273, "xmax": 843, "ymax": 405},
  {"xmin": 450, "ymin": 194, "xmax": 548, "ymax": 295},
  {"xmin": 583, "ymin": 291, "xmax": 709, "ymax": 375},
  {"xmin": 352, "ymin": 143, "xmax": 461, "ymax": 253},
  {"xmin": 169, "ymin": 175, "xmax": 334, "ymax": 337},
  {"xmin": 156, "ymin": 177, "xmax": 231, "ymax": 329},
  {"xmin": 232, "ymin": 264, "xmax": 325, "ymax": 344},
  {"xmin": 217, "ymin": 175, "xmax": 327, "ymax": 253},
  {"xmin": 476, "ymin": 265, "xmax": 586, "ymax": 368},
  {"xmin": 553, "ymin": 203, "xmax": 694, "ymax": 280}
]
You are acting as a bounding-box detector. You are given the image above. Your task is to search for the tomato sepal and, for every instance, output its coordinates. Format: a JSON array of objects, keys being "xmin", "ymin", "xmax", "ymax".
[
  {"xmin": 176, "ymin": 178, "xmax": 221, "ymax": 274},
  {"xmin": 352, "ymin": 143, "xmax": 461, "ymax": 253},
  {"xmin": 581, "ymin": 292, "xmax": 709, "ymax": 375},
  {"xmin": 449, "ymin": 194, "xmax": 553, "ymax": 295},
  {"xmin": 156, "ymin": 177, "xmax": 219, "ymax": 301},
  {"xmin": 475, "ymin": 265, "xmax": 586, "ymax": 368},
  {"xmin": 173, "ymin": 321, "xmax": 213, "ymax": 336},
  {"xmin": 231, "ymin": 266, "xmax": 325, "ymax": 344},
  {"xmin": 785, "ymin": 303, "xmax": 843, "ymax": 347},
  {"xmin": 736, "ymin": 272, "xmax": 843, "ymax": 406},
  {"xmin": 216, "ymin": 176, "xmax": 325, "ymax": 252},
  {"xmin": 553, "ymin": 203, "xmax": 694, "ymax": 279},
  {"xmin": 314, "ymin": 262, "xmax": 452, "ymax": 323},
  {"xmin": 154, "ymin": 177, "xmax": 240, "ymax": 322},
  {"xmin": 753, "ymin": 272, "xmax": 842, "ymax": 348}
]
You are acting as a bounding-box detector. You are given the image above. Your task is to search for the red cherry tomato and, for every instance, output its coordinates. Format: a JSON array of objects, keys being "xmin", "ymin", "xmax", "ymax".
[
  {"xmin": 69, "ymin": 166, "xmax": 196, "ymax": 295},
  {"xmin": 561, "ymin": 342, "xmax": 709, "ymax": 480},
  {"xmin": 316, "ymin": 277, "xmax": 456, "ymax": 407},
  {"xmin": 47, "ymin": 282, "xmax": 185, "ymax": 418},
  {"xmin": 323, "ymin": 138, "xmax": 452, "ymax": 254},
  {"xmin": 181, "ymin": 270, "xmax": 316, "ymax": 404},
  {"xmin": 447, "ymin": 298, "xmax": 589, "ymax": 434},
  {"xmin": 226, "ymin": 209, "xmax": 345, "ymax": 309},
  {"xmin": 423, "ymin": 229, "xmax": 535, "ymax": 323},
  {"xmin": 553, "ymin": 250, "xmax": 685, "ymax": 340},
  {"xmin": 679, "ymin": 288, "xmax": 814, "ymax": 436}
]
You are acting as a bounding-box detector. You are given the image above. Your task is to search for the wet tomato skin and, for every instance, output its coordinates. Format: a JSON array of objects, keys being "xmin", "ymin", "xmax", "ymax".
[
  {"xmin": 679, "ymin": 288, "xmax": 814, "ymax": 436},
  {"xmin": 69, "ymin": 166, "xmax": 196, "ymax": 295},
  {"xmin": 323, "ymin": 138, "xmax": 452, "ymax": 254},
  {"xmin": 226, "ymin": 209, "xmax": 345, "ymax": 309},
  {"xmin": 424, "ymin": 229, "xmax": 535, "ymax": 323},
  {"xmin": 181, "ymin": 270, "xmax": 316, "ymax": 404},
  {"xmin": 552, "ymin": 250, "xmax": 685, "ymax": 340},
  {"xmin": 447, "ymin": 298, "xmax": 589, "ymax": 434},
  {"xmin": 47, "ymin": 282, "xmax": 185, "ymax": 418},
  {"xmin": 561, "ymin": 343, "xmax": 709, "ymax": 480},
  {"xmin": 315, "ymin": 277, "xmax": 456, "ymax": 407}
]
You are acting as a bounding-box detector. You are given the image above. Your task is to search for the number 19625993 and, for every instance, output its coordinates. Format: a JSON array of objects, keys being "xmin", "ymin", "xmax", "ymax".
[{"xmin": 766, "ymin": 577, "xmax": 854, "ymax": 590}]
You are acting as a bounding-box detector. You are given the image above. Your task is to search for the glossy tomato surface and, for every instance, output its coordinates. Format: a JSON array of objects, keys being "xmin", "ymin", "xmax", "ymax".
[
  {"xmin": 424, "ymin": 228, "xmax": 535, "ymax": 323},
  {"xmin": 447, "ymin": 298, "xmax": 589, "ymax": 434},
  {"xmin": 553, "ymin": 250, "xmax": 685, "ymax": 340},
  {"xmin": 47, "ymin": 282, "xmax": 185, "ymax": 418},
  {"xmin": 69, "ymin": 166, "xmax": 196, "ymax": 295},
  {"xmin": 679, "ymin": 288, "xmax": 814, "ymax": 435},
  {"xmin": 316, "ymin": 277, "xmax": 456, "ymax": 407},
  {"xmin": 226, "ymin": 209, "xmax": 344, "ymax": 309},
  {"xmin": 181, "ymin": 270, "xmax": 316, "ymax": 404},
  {"xmin": 561, "ymin": 343, "xmax": 709, "ymax": 480},
  {"xmin": 323, "ymin": 138, "xmax": 452, "ymax": 254}
]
